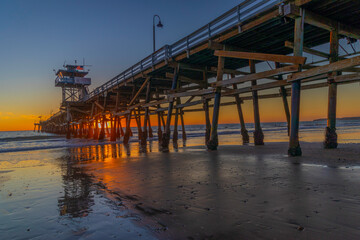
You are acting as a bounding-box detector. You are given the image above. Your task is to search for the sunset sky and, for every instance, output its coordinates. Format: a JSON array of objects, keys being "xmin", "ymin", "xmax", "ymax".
[{"xmin": 0, "ymin": 0, "xmax": 359, "ymax": 131}]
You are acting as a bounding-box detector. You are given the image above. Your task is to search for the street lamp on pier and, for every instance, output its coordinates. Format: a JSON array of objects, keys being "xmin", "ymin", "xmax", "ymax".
[{"xmin": 153, "ymin": 15, "xmax": 163, "ymax": 52}]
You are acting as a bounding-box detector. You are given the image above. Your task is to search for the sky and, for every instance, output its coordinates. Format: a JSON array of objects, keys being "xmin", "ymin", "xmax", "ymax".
[{"xmin": 0, "ymin": 0, "xmax": 359, "ymax": 131}]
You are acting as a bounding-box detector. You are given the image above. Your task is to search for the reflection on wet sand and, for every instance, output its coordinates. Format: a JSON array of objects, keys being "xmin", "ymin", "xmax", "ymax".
[
  {"xmin": 56, "ymin": 141, "xmax": 360, "ymax": 239},
  {"xmin": 63, "ymin": 139, "xmax": 189, "ymax": 163},
  {"xmin": 58, "ymin": 155, "xmax": 94, "ymax": 218}
]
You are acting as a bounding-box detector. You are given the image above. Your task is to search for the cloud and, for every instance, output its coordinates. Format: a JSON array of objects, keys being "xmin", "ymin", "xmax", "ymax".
[
  {"xmin": 20, "ymin": 114, "xmax": 38, "ymax": 120},
  {"xmin": 1, "ymin": 116, "xmax": 10, "ymax": 120},
  {"xmin": 5, "ymin": 112, "xmax": 14, "ymax": 116}
]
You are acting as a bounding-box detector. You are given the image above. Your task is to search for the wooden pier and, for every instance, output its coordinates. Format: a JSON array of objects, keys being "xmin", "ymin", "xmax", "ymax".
[{"xmin": 39, "ymin": 0, "xmax": 360, "ymax": 156}]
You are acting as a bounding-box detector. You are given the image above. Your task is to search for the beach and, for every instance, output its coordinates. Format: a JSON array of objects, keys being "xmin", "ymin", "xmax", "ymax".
[
  {"xmin": 1, "ymin": 123, "xmax": 360, "ymax": 239},
  {"xmin": 3, "ymin": 0, "xmax": 360, "ymax": 238}
]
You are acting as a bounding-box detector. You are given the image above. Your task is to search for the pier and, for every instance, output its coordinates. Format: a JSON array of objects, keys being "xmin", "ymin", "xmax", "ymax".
[{"xmin": 39, "ymin": 0, "xmax": 360, "ymax": 156}]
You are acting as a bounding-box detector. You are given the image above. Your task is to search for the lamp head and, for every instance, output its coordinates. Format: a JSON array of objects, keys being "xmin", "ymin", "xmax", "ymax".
[{"xmin": 157, "ymin": 20, "xmax": 163, "ymax": 28}]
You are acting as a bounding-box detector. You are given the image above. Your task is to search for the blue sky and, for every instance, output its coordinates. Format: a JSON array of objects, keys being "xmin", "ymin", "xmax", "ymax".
[{"xmin": 0, "ymin": 0, "xmax": 240, "ymax": 117}]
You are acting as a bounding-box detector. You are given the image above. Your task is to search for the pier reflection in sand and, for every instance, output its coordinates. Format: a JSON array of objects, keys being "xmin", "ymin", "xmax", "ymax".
[{"xmin": 56, "ymin": 141, "xmax": 360, "ymax": 239}]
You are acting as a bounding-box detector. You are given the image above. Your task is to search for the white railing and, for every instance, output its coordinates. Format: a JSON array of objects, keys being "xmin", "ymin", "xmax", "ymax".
[{"xmin": 85, "ymin": 0, "xmax": 281, "ymax": 100}]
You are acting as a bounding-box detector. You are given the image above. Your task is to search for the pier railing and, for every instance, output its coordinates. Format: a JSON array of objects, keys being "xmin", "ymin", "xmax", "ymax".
[{"xmin": 86, "ymin": 0, "xmax": 281, "ymax": 101}]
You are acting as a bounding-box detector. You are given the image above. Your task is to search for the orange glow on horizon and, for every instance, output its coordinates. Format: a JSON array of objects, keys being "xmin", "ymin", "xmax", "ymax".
[{"xmin": 1, "ymin": 83, "xmax": 360, "ymax": 131}]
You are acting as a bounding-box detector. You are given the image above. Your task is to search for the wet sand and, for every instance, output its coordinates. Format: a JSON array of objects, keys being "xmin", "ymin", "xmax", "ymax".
[{"xmin": 1, "ymin": 142, "xmax": 360, "ymax": 239}]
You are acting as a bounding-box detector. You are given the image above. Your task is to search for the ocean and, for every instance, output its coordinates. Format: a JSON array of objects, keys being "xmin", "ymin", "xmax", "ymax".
[{"xmin": 1, "ymin": 120, "xmax": 360, "ymax": 154}]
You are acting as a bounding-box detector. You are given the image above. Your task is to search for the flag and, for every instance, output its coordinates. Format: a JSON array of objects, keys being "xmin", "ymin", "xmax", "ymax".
[{"xmin": 76, "ymin": 66, "xmax": 84, "ymax": 70}]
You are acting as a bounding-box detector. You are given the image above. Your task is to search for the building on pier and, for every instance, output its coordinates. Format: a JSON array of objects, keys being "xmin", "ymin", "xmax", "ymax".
[{"xmin": 55, "ymin": 63, "xmax": 91, "ymax": 105}]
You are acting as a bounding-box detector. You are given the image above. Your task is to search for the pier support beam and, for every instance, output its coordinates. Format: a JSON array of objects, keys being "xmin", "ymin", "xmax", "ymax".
[
  {"xmin": 204, "ymin": 99, "xmax": 211, "ymax": 145},
  {"xmin": 93, "ymin": 117, "xmax": 99, "ymax": 140},
  {"xmin": 148, "ymin": 117, "xmax": 153, "ymax": 138},
  {"xmin": 162, "ymin": 64, "xmax": 179, "ymax": 152},
  {"xmin": 87, "ymin": 121, "xmax": 93, "ymax": 139},
  {"xmin": 110, "ymin": 116, "xmax": 117, "ymax": 142},
  {"xmin": 116, "ymin": 116, "xmax": 121, "ymax": 139},
  {"xmin": 79, "ymin": 122, "xmax": 83, "ymax": 138},
  {"xmin": 99, "ymin": 116, "xmax": 105, "ymax": 140},
  {"xmin": 250, "ymin": 60, "xmax": 264, "ymax": 145},
  {"xmin": 276, "ymin": 62, "xmax": 291, "ymax": 135},
  {"xmin": 180, "ymin": 109, "xmax": 187, "ymax": 142},
  {"xmin": 324, "ymin": 30, "xmax": 339, "ymax": 149},
  {"xmin": 66, "ymin": 122, "xmax": 71, "ymax": 139},
  {"xmin": 66, "ymin": 106, "xmax": 71, "ymax": 139},
  {"xmin": 105, "ymin": 120, "xmax": 110, "ymax": 137},
  {"xmin": 141, "ymin": 82, "xmax": 151, "ymax": 146},
  {"xmin": 155, "ymin": 91, "xmax": 163, "ymax": 144},
  {"xmin": 173, "ymin": 98, "xmax": 180, "ymax": 144},
  {"xmin": 124, "ymin": 111, "xmax": 132, "ymax": 145},
  {"xmin": 207, "ymin": 56, "xmax": 225, "ymax": 150},
  {"xmin": 136, "ymin": 109, "xmax": 143, "ymax": 141},
  {"xmin": 232, "ymin": 80, "xmax": 249, "ymax": 143},
  {"xmin": 288, "ymin": 10, "xmax": 304, "ymax": 156},
  {"xmin": 74, "ymin": 124, "xmax": 78, "ymax": 138},
  {"xmin": 120, "ymin": 118, "xmax": 125, "ymax": 136}
]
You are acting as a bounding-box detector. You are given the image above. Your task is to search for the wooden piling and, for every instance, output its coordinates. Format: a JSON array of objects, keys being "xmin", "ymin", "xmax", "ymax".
[
  {"xmin": 66, "ymin": 122, "xmax": 71, "ymax": 139},
  {"xmin": 93, "ymin": 117, "xmax": 99, "ymax": 140},
  {"xmin": 116, "ymin": 116, "xmax": 121, "ymax": 139},
  {"xmin": 136, "ymin": 108, "xmax": 143, "ymax": 141},
  {"xmin": 156, "ymin": 91, "xmax": 163, "ymax": 143},
  {"xmin": 161, "ymin": 113, "xmax": 166, "ymax": 131},
  {"xmin": 147, "ymin": 117, "xmax": 153, "ymax": 138},
  {"xmin": 87, "ymin": 121, "xmax": 93, "ymax": 139},
  {"xmin": 324, "ymin": 30, "xmax": 339, "ymax": 149},
  {"xmin": 232, "ymin": 79, "xmax": 249, "ymax": 143},
  {"xmin": 98, "ymin": 116, "xmax": 105, "ymax": 140},
  {"xmin": 74, "ymin": 124, "xmax": 78, "ymax": 138},
  {"xmin": 123, "ymin": 111, "xmax": 132, "ymax": 145},
  {"xmin": 79, "ymin": 122, "xmax": 83, "ymax": 138},
  {"xmin": 180, "ymin": 109, "xmax": 187, "ymax": 142},
  {"xmin": 119, "ymin": 118, "xmax": 124, "ymax": 136},
  {"xmin": 207, "ymin": 56, "xmax": 225, "ymax": 150},
  {"xmin": 110, "ymin": 116, "xmax": 117, "ymax": 142},
  {"xmin": 162, "ymin": 65, "xmax": 179, "ymax": 151},
  {"xmin": 173, "ymin": 99, "xmax": 180, "ymax": 143},
  {"xmin": 105, "ymin": 120, "xmax": 110, "ymax": 137},
  {"xmin": 250, "ymin": 60, "xmax": 264, "ymax": 145},
  {"xmin": 288, "ymin": 11, "xmax": 304, "ymax": 156},
  {"xmin": 141, "ymin": 82, "xmax": 151, "ymax": 146},
  {"xmin": 204, "ymin": 99, "xmax": 211, "ymax": 144},
  {"xmin": 276, "ymin": 62, "xmax": 291, "ymax": 136}
]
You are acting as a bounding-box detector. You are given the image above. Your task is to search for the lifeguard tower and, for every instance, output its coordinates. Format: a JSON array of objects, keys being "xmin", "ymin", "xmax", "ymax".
[{"xmin": 55, "ymin": 62, "xmax": 91, "ymax": 105}]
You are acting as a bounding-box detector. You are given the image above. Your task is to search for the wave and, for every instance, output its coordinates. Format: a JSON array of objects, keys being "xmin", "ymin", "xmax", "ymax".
[
  {"xmin": 1, "ymin": 121, "xmax": 360, "ymax": 154},
  {"xmin": 0, "ymin": 138, "xmax": 147, "ymax": 154},
  {"xmin": 0, "ymin": 135, "xmax": 63, "ymax": 142}
]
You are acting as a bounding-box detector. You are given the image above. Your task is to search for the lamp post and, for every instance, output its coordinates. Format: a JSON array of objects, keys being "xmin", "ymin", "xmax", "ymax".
[{"xmin": 153, "ymin": 15, "xmax": 163, "ymax": 52}]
